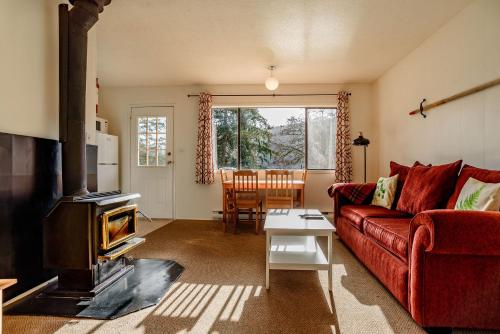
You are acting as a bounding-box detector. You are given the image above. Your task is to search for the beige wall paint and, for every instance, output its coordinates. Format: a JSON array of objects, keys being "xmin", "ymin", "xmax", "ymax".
[
  {"xmin": 0, "ymin": 0, "xmax": 98, "ymax": 144},
  {"xmin": 99, "ymin": 84, "xmax": 376, "ymax": 220},
  {"xmin": 373, "ymin": 0, "xmax": 500, "ymax": 174}
]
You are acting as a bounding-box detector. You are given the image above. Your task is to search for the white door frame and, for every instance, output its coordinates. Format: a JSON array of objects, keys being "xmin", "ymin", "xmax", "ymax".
[{"xmin": 129, "ymin": 104, "xmax": 176, "ymax": 219}]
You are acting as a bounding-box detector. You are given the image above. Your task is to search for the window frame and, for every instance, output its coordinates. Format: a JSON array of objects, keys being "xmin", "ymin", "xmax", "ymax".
[{"xmin": 212, "ymin": 106, "xmax": 337, "ymax": 171}]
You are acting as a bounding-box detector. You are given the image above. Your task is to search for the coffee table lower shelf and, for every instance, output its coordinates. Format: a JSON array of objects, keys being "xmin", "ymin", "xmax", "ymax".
[
  {"xmin": 266, "ymin": 234, "xmax": 332, "ymax": 290},
  {"xmin": 268, "ymin": 236, "xmax": 329, "ymax": 271}
]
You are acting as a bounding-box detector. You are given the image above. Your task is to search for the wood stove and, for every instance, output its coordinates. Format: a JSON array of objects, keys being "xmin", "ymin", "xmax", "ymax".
[
  {"xmin": 42, "ymin": 0, "xmax": 148, "ymax": 298},
  {"xmin": 44, "ymin": 191, "xmax": 144, "ymax": 297}
]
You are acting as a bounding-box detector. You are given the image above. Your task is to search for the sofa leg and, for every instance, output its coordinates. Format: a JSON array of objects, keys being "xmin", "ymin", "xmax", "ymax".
[{"xmin": 423, "ymin": 327, "xmax": 452, "ymax": 334}]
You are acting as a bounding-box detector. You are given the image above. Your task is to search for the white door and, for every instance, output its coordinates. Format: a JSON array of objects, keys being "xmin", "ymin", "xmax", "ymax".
[{"xmin": 130, "ymin": 106, "xmax": 174, "ymax": 219}]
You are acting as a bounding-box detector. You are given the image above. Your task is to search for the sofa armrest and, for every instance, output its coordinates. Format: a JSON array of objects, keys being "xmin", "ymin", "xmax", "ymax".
[
  {"xmin": 408, "ymin": 209, "xmax": 500, "ymax": 329},
  {"xmin": 409, "ymin": 209, "xmax": 500, "ymax": 256},
  {"xmin": 329, "ymin": 183, "xmax": 376, "ymax": 221}
]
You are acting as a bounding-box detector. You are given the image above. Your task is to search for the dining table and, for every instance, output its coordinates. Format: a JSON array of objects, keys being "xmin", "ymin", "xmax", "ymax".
[{"xmin": 222, "ymin": 180, "xmax": 306, "ymax": 219}]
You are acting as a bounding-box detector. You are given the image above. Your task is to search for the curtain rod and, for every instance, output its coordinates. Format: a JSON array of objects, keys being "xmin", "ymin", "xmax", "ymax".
[{"xmin": 187, "ymin": 92, "xmax": 351, "ymax": 98}]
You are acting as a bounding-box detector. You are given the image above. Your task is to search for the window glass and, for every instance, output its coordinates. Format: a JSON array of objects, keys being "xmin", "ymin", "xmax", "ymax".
[
  {"xmin": 307, "ymin": 109, "xmax": 336, "ymax": 169},
  {"xmin": 212, "ymin": 107, "xmax": 335, "ymax": 170},
  {"xmin": 212, "ymin": 108, "xmax": 238, "ymax": 169},
  {"xmin": 240, "ymin": 108, "xmax": 305, "ymax": 169}
]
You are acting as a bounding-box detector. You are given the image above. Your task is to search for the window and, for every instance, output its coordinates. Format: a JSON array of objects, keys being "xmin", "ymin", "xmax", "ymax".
[
  {"xmin": 137, "ymin": 116, "xmax": 167, "ymax": 166},
  {"xmin": 212, "ymin": 107, "xmax": 336, "ymax": 170}
]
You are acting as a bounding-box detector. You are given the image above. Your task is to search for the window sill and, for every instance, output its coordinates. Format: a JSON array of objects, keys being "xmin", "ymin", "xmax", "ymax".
[
  {"xmin": 305, "ymin": 169, "xmax": 335, "ymax": 175},
  {"xmin": 214, "ymin": 169, "xmax": 334, "ymax": 174}
]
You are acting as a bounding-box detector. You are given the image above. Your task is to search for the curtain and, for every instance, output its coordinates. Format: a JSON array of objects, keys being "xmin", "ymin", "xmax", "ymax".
[
  {"xmin": 195, "ymin": 92, "xmax": 215, "ymax": 184},
  {"xmin": 335, "ymin": 91, "xmax": 353, "ymax": 183}
]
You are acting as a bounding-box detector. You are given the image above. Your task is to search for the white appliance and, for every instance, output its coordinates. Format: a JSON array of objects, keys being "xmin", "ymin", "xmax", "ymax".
[
  {"xmin": 96, "ymin": 132, "xmax": 119, "ymax": 192},
  {"xmin": 96, "ymin": 117, "xmax": 109, "ymax": 134}
]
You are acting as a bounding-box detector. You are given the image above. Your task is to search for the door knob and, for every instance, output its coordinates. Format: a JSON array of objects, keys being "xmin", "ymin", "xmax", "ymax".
[{"xmin": 167, "ymin": 161, "xmax": 173, "ymax": 165}]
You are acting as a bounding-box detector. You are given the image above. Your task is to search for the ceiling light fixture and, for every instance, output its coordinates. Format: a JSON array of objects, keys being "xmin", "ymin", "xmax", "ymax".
[{"xmin": 265, "ymin": 65, "xmax": 279, "ymax": 91}]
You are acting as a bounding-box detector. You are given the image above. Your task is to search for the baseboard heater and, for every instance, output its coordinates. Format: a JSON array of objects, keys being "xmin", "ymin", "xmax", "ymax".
[{"xmin": 211, "ymin": 210, "xmax": 333, "ymax": 218}]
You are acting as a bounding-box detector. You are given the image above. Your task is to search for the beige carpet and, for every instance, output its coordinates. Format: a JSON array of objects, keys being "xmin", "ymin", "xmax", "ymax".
[{"xmin": 3, "ymin": 220, "xmax": 495, "ymax": 334}]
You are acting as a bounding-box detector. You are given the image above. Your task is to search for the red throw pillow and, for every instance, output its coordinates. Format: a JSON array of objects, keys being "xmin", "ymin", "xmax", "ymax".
[
  {"xmin": 389, "ymin": 161, "xmax": 427, "ymax": 209},
  {"xmin": 446, "ymin": 164, "xmax": 500, "ymax": 208},
  {"xmin": 397, "ymin": 160, "xmax": 462, "ymax": 215}
]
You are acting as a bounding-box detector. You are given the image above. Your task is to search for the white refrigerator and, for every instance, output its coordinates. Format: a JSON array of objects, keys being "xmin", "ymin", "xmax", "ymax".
[{"xmin": 96, "ymin": 132, "xmax": 120, "ymax": 192}]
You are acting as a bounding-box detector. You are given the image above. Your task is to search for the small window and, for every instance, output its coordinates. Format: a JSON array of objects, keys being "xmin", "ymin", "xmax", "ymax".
[{"xmin": 137, "ymin": 116, "xmax": 167, "ymax": 166}]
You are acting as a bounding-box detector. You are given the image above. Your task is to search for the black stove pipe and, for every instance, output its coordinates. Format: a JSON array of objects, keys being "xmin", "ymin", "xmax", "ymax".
[{"xmin": 59, "ymin": 0, "xmax": 110, "ymax": 196}]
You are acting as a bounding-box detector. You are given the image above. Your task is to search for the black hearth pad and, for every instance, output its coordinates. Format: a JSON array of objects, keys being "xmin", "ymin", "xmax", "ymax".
[{"xmin": 5, "ymin": 259, "xmax": 184, "ymax": 320}]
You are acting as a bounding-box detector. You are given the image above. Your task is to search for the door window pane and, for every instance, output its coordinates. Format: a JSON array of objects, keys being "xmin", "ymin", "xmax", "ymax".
[
  {"xmin": 148, "ymin": 118, "xmax": 157, "ymax": 132},
  {"xmin": 138, "ymin": 134, "xmax": 147, "ymax": 150},
  {"xmin": 158, "ymin": 134, "xmax": 166, "ymax": 149},
  {"xmin": 138, "ymin": 118, "xmax": 148, "ymax": 133},
  {"xmin": 158, "ymin": 150, "xmax": 166, "ymax": 165},
  {"xmin": 307, "ymin": 109, "xmax": 336, "ymax": 169},
  {"xmin": 157, "ymin": 117, "xmax": 166, "ymax": 133},
  {"xmin": 148, "ymin": 149, "xmax": 157, "ymax": 165},
  {"xmin": 138, "ymin": 149, "xmax": 147, "ymax": 166},
  {"xmin": 147, "ymin": 134, "xmax": 157, "ymax": 148},
  {"xmin": 137, "ymin": 116, "xmax": 167, "ymax": 166}
]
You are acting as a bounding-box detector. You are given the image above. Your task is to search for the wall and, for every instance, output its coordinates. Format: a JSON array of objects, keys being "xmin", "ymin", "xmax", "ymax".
[
  {"xmin": 99, "ymin": 84, "xmax": 376, "ymax": 220},
  {"xmin": 0, "ymin": 0, "xmax": 98, "ymax": 144},
  {"xmin": 373, "ymin": 0, "xmax": 500, "ymax": 174}
]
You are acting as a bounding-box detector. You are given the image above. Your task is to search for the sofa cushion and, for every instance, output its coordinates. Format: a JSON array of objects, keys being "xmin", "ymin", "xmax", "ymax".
[
  {"xmin": 397, "ymin": 160, "xmax": 462, "ymax": 215},
  {"xmin": 364, "ymin": 217, "xmax": 411, "ymax": 263},
  {"xmin": 340, "ymin": 205, "xmax": 409, "ymax": 232},
  {"xmin": 390, "ymin": 161, "xmax": 426, "ymax": 209},
  {"xmin": 446, "ymin": 164, "xmax": 500, "ymax": 209}
]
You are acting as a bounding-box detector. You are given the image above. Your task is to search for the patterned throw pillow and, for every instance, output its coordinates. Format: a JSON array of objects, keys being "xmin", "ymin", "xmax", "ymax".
[
  {"xmin": 454, "ymin": 177, "xmax": 500, "ymax": 211},
  {"xmin": 371, "ymin": 175, "xmax": 399, "ymax": 209}
]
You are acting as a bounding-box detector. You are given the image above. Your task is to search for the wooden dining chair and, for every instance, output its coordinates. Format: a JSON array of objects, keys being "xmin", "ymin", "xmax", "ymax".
[
  {"xmin": 220, "ymin": 169, "xmax": 234, "ymax": 232},
  {"xmin": 233, "ymin": 170, "xmax": 263, "ymax": 234},
  {"xmin": 265, "ymin": 170, "xmax": 294, "ymax": 210},
  {"xmin": 295, "ymin": 169, "xmax": 307, "ymax": 208},
  {"xmin": 223, "ymin": 185, "xmax": 237, "ymax": 233}
]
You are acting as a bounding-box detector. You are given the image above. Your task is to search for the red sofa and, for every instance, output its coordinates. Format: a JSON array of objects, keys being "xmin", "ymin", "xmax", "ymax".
[{"xmin": 332, "ymin": 165, "xmax": 500, "ymax": 332}]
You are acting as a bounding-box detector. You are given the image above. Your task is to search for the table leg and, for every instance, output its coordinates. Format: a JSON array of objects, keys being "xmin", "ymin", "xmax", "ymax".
[
  {"xmin": 222, "ymin": 189, "xmax": 227, "ymax": 232},
  {"xmin": 0, "ymin": 290, "xmax": 2, "ymax": 334},
  {"xmin": 266, "ymin": 232, "xmax": 270, "ymax": 289},
  {"xmin": 328, "ymin": 232, "xmax": 332, "ymax": 291}
]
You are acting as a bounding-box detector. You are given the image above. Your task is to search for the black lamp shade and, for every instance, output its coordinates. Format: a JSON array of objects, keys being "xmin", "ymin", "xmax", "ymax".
[{"xmin": 353, "ymin": 132, "xmax": 370, "ymax": 146}]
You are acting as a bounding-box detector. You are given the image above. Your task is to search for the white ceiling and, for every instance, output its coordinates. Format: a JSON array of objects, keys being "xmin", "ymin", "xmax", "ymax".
[{"xmin": 97, "ymin": 0, "xmax": 471, "ymax": 87}]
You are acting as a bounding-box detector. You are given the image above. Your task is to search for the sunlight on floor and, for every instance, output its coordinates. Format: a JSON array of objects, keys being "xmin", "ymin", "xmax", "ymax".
[{"xmin": 145, "ymin": 282, "xmax": 263, "ymax": 333}]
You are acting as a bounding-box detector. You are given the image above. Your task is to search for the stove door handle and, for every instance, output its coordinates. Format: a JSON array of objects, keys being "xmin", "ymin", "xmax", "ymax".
[{"xmin": 137, "ymin": 210, "xmax": 153, "ymax": 222}]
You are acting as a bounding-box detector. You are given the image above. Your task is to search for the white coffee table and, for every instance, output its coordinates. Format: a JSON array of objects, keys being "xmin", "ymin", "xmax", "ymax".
[{"xmin": 264, "ymin": 209, "xmax": 335, "ymax": 291}]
